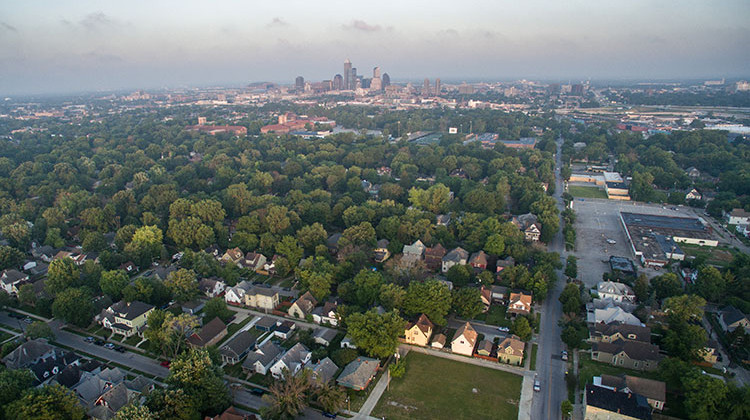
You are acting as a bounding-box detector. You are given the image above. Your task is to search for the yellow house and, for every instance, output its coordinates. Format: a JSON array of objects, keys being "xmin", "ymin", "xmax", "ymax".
[
  {"xmin": 404, "ymin": 314, "xmax": 434, "ymax": 347},
  {"xmin": 497, "ymin": 335, "xmax": 525, "ymax": 365},
  {"xmin": 99, "ymin": 301, "xmax": 155, "ymax": 338},
  {"xmin": 245, "ymin": 287, "xmax": 280, "ymax": 311}
]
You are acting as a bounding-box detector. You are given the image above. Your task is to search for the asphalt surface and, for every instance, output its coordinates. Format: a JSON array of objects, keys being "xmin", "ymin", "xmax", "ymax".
[{"xmin": 529, "ymin": 138, "xmax": 567, "ymax": 420}]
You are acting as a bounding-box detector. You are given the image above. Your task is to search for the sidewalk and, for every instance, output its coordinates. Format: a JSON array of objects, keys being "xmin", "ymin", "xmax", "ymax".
[{"xmin": 402, "ymin": 344, "xmax": 526, "ymax": 376}]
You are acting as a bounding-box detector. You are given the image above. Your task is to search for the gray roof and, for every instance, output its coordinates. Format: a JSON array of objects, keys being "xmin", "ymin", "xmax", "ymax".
[
  {"xmin": 3, "ymin": 339, "xmax": 55, "ymax": 369},
  {"xmin": 243, "ymin": 341, "xmax": 283, "ymax": 370},
  {"xmin": 593, "ymin": 340, "xmax": 662, "ymax": 362},
  {"xmin": 337, "ymin": 357, "xmax": 379, "ymax": 389},
  {"xmin": 1, "ymin": 269, "xmax": 27, "ymax": 284},
  {"xmin": 722, "ymin": 306, "xmax": 748, "ymax": 326},
  {"xmin": 307, "ymin": 357, "xmax": 339, "ymax": 384},
  {"xmin": 109, "ymin": 300, "xmax": 154, "ymax": 320},
  {"xmin": 443, "ymin": 247, "xmax": 469, "ymax": 263},
  {"xmin": 314, "ymin": 328, "xmax": 338, "ymax": 343},
  {"xmin": 221, "ymin": 330, "xmax": 257, "ymax": 359}
]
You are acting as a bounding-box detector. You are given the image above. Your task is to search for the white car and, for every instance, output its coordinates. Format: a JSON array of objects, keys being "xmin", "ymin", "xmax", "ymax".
[
  {"xmin": 104, "ymin": 343, "xmax": 115, "ymax": 350},
  {"xmin": 606, "ymin": 239, "xmax": 616, "ymax": 244},
  {"xmin": 533, "ymin": 380, "xmax": 541, "ymax": 392},
  {"xmin": 497, "ymin": 326, "xmax": 510, "ymax": 333}
]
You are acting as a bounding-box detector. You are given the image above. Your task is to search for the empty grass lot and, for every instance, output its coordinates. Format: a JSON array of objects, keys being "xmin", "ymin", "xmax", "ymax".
[
  {"xmin": 567, "ymin": 185, "xmax": 608, "ymax": 199},
  {"xmin": 372, "ymin": 352, "xmax": 522, "ymax": 420}
]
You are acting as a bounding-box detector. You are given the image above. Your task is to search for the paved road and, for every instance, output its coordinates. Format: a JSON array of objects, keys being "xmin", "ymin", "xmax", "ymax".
[{"xmin": 529, "ymin": 138, "xmax": 567, "ymax": 420}]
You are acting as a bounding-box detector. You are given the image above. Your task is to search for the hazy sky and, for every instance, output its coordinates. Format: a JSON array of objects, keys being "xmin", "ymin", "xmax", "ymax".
[{"xmin": 1, "ymin": 0, "xmax": 748, "ymax": 95}]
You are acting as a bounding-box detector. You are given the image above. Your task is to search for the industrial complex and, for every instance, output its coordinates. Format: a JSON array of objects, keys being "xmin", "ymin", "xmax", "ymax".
[{"xmin": 619, "ymin": 212, "xmax": 718, "ymax": 268}]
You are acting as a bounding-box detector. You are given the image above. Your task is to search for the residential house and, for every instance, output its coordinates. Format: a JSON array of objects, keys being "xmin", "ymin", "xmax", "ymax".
[
  {"xmin": 87, "ymin": 382, "xmax": 139, "ymax": 420},
  {"xmin": 596, "ymin": 281, "xmax": 636, "ymax": 303},
  {"xmin": 591, "ymin": 340, "xmax": 662, "ymax": 371},
  {"xmin": 424, "ymin": 244, "xmax": 447, "ymax": 271},
  {"xmin": 312, "ymin": 301, "xmax": 339, "ymax": 326},
  {"xmin": 495, "ymin": 256, "xmax": 515, "ymax": 275},
  {"xmin": 187, "ymin": 317, "xmax": 228, "ymax": 348},
  {"xmin": 436, "ymin": 214, "xmax": 451, "ymax": 226},
  {"xmin": 205, "ymin": 407, "xmax": 257, "ymax": 420},
  {"xmin": 588, "ymin": 307, "xmax": 641, "ymax": 326},
  {"xmin": 373, "ymin": 239, "xmax": 391, "ymax": 263},
  {"xmin": 401, "ymin": 240, "xmax": 426, "ymax": 266},
  {"xmin": 119, "ymin": 261, "xmax": 138, "ymax": 275},
  {"xmin": 583, "ymin": 384, "xmax": 652, "ymax": 420},
  {"xmin": 254, "ymin": 316, "xmax": 278, "ymax": 332},
  {"xmin": 524, "ymin": 223, "xmax": 542, "ymax": 242},
  {"xmin": 326, "ymin": 233, "xmax": 342, "ymax": 254},
  {"xmin": 587, "ymin": 298, "xmax": 637, "ymax": 314},
  {"xmin": 404, "ymin": 314, "xmax": 434, "ymax": 347},
  {"xmin": 270, "ymin": 343, "xmax": 311, "ymax": 379},
  {"xmin": 221, "ymin": 248, "xmax": 245, "ymax": 266},
  {"xmin": 54, "ymin": 250, "xmax": 87, "ymax": 266},
  {"xmin": 491, "ymin": 285, "xmax": 509, "ymax": 303},
  {"xmin": 220, "ymin": 330, "xmax": 257, "ymax": 365},
  {"xmin": 199, "ymin": 278, "xmax": 226, "ymax": 298},
  {"xmin": 686, "ymin": 166, "xmax": 700, "ymax": 178},
  {"xmin": 451, "ymin": 322, "xmax": 478, "ymax": 356},
  {"xmin": 468, "ymin": 250, "xmax": 488, "ymax": 271},
  {"xmin": 476, "ymin": 339, "xmax": 493, "ymax": 357},
  {"xmin": 3, "ymin": 339, "xmax": 56, "ymax": 369},
  {"xmin": 718, "ymin": 306, "xmax": 749, "ymax": 333},
  {"xmin": 589, "ymin": 323, "xmax": 651, "ymax": 344},
  {"xmin": 305, "ymin": 357, "xmax": 338, "ymax": 384},
  {"xmin": 442, "ymin": 247, "xmax": 469, "ymax": 273},
  {"xmin": 699, "ymin": 340, "xmax": 721, "ymax": 364},
  {"xmin": 273, "ymin": 321, "xmax": 296, "ymax": 339},
  {"xmin": 479, "ymin": 286, "xmax": 492, "ymax": 313},
  {"xmin": 337, "ymin": 357, "xmax": 379, "ymax": 390},
  {"xmin": 431, "ymin": 334, "xmax": 447, "ymax": 349},
  {"xmin": 725, "ymin": 208, "xmax": 750, "ymax": 225},
  {"xmin": 31, "ymin": 245, "xmax": 56, "ymax": 263},
  {"xmin": 259, "ymin": 255, "xmax": 279, "ymax": 276},
  {"xmin": 313, "ymin": 328, "xmax": 338, "ymax": 346},
  {"xmin": 243, "ymin": 252, "xmax": 267, "ymax": 272},
  {"xmin": 224, "ymin": 280, "xmax": 253, "ymax": 305},
  {"xmin": 242, "ymin": 341, "xmax": 284, "ymax": 375},
  {"xmin": 181, "ymin": 300, "xmax": 205, "ymax": 315},
  {"xmin": 1, "ymin": 269, "xmax": 29, "ymax": 295},
  {"xmin": 498, "ymin": 335, "xmax": 525, "ymax": 365},
  {"xmin": 340, "ymin": 336, "xmax": 357, "ymax": 349},
  {"xmin": 685, "ymin": 188, "xmax": 702, "ymax": 201},
  {"xmin": 594, "ymin": 374, "xmax": 666, "ymax": 411},
  {"xmin": 512, "ymin": 213, "xmax": 541, "ymax": 242},
  {"xmin": 288, "ymin": 291, "xmax": 318, "ymax": 319},
  {"xmin": 507, "ymin": 292, "xmax": 533, "ymax": 316},
  {"xmin": 244, "ymin": 287, "xmax": 280, "ymax": 311},
  {"xmin": 28, "ymin": 349, "xmax": 80, "ymax": 384},
  {"xmin": 98, "ymin": 301, "xmax": 154, "ymax": 338}
]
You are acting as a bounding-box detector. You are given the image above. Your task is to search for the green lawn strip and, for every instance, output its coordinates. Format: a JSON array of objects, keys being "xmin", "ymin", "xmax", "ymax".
[
  {"xmin": 248, "ymin": 373, "xmax": 274, "ymax": 387},
  {"xmin": 577, "ymin": 353, "xmax": 661, "ymax": 390},
  {"xmin": 567, "ymin": 185, "xmax": 608, "ymax": 199},
  {"xmin": 124, "ymin": 335, "xmax": 142, "ymax": 346},
  {"xmin": 473, "ymin": 305, "xmax": 511, "ymax": 328},
  {"xmin": 225, "ymin": 315, "xmax": 255, "ymax": 338},
  {"xmin": 529, "ymin": 343, "xmax": 538, "ymax": 371},
  {"xmin": 372, "ymin": 352, "xmax": 522, "ymax": 420},
  {"xmin": 224, "ymin": 362, "xmax": 247, "ymax": 379}
]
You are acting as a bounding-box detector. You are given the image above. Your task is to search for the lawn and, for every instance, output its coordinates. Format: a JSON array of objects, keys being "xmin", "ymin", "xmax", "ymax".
[
  {"xmin": 473, "ymin": 305, "xmax": 511, "ymax": 328},
  {"xmin": 529, "ymin": 343, "xmax": 538, "ymax": 371},
  {"xmin": 680, "ymin": 244, "xmax": 735, "ymax": 268},
  {"xmin": 577, "ymin": 353, "xmax": 662, "ymax": 390},
  {"xmin": 568, "ymin": 185, "xmax": 608, "ymax": 199},
  {"xmin": 372, "ymin": 352, "xmax": 522, "ymax": 420}
]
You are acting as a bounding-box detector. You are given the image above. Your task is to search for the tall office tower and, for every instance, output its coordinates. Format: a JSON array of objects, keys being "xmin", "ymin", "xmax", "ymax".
[
  {"xmin": 344, "ymin": 59, "xmax": 352, "ymax": 90},
  {"xmin": 373, "ymin": 67, "xmax": 381, "ymax": 78},
  {"xmin": 382, "ymin": 73, "xmax": 391, "ymax": 88},
  {"xmin": 351, "ymin": 68, "xmax": 358, "ymax": 89},
  {"xmin": 333, "ymin": 74, "xmax": 343, "ymax": 90},
  {"xmin": 295, "ymin": 76, "xmax": 304, "ymax": 91},
  {"xmin": 423, "ymin": 78, "xmax": 431, "ymax": 96},
  {"xmin": 435, "ymin": 78, "xmax": 441, "ymax": 96}
]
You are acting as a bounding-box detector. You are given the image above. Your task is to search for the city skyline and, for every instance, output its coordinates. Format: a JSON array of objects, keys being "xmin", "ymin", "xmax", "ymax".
[{"xmin": 1, "ymin": 0, "xmax": 749, "ymax": 95}]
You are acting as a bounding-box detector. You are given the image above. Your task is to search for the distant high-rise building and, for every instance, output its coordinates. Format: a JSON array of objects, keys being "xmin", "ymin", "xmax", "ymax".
[
  {"xmin": 382, "ymin": 73, "xmax": 391, "ymax": 88},
  {"xmin": 344, "ymin": 59, "xmax": 352, "ymax": 90},
  {"xmin": 295, "ymin": 76, "xmax": 304, "ymax": 91},
  {"xmin": 423, "ymin": 78, "xmax": 431, "ymax": 96},
  {"xmin": 458, "ymin": 83, "xmax": 475, "ymax": 95},
  {"xmin": 333, "ymin": 74, "xmax": 343, "ymax": 90},
  {"xmin": 351, "ymin": 67, "xmax": 358, "ymax": 89},
  {"xmin": 435, "ymin": 78, "xmax": 441, "ymax": 96},
  {"xmin": 571, "ymin": 84, "xmax": 584, "ymax": 96},
  {"xmin": 197, "ymin": 117, "xmax": 206, "ymax": 125},
  {"xmin": 373, "ymin": 67, "xmax": 380, "ymax": 78}
]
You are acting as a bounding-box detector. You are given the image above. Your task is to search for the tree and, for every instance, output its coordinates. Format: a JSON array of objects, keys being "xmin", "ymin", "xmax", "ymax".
[
  {"xmin": 484, "ymin": 234, "xmax": 505, "ymax": 256},
  {"xmin": 403, "ymin": 280, "xmax": 452, "ymax": 326},
  {"xmin": 145, "ymin": 388, "xmax": 197, "ymax": 420},
  {"xmin": 683, "ymin": 372, "xmax": 727, "ymax": 420},
  {"xmin": 408, "ymin": 183, "xmax": 450, "ymax": 213},
  {"xmin": 165, "ymin": 269, "xmax": 199, "ymax": 303},
  {"xmin": 262, "ymin": 369, "xmax": 312, "ymax": 420},
  {"xmin": 297, "ymin": 223, "xmax": 327, "ymax": 252},
  {"xmin": 25, "ymin": 321, "xmax": 54, "ymax": 340},
  {"xmin": 663, "ymin": 294, "xmax": 706, "ymax": 324},
  {"xmin": 633, "ymin": 274, "xmax": 649, "ymax": 303},
  {"xmin": 695, "ymin": 266, "xmax": 726, "ymax": 302},
  {"xmin": 275, "ymin": 236, "xmax": 303, "ymax": 268},
  {"xmin": 167, "ymin": 348, "xmax": 231, "ymax": 416},
  {"xmin": 52, "ymin": 287, "xmax": 94, "ymax": 327},
  {"xmin": 17, "ymin": 283, "xmax": 37, "ymax": 307},
  {"xmin": 0, "ymin": 245, "xmax": 24, "ymax": 271},
  {"xmin": 559, "ymin": 283, "xmax": 582, "ymax": 316},
  {"xmin": 663, "ymin": 322, "xmax": 707, "ymax": 361},
  {"xmin": 314, "ymin": 381, "xmax": 346, "ymax": 414},
  {"xmin": 564, "ymin": 256, "xmax": 577, "ymax": 279},
  {"xmin": 100, "ymin": 270, "xmax": 131, "ymax": 301},
  {"xmin": 561, "ymin": 400, "xmax": 573, "ymax": 419},
  {"xmin": 0, "ymin": 368, "xmax": 34, "ymax": 408},
  {"xmin": 144, "ymin": 310, "xmax": 199, "ymax": 359},
  {"xmin": 512, "ymin": 317, "xmax": 532, "ymax": 341},
  {"xmin": 115, "ymin": 403, "xmax": 157, "ymax": 420},
  {"xmin": 560, "ymin": 321, "xmax": 588, "ymax": 349},
  {"xmin": 388, "ymin": 359, "xmax": 407, "ymax": 379},
  {"xmin": 350, "ymin": 269, "xmax": 384, "ymax": 308},
  {"xmin": 6, "ymin": 384, "xmax": 86, "ymax": 420},
  {"xmin": 650, "ymin": 273, "xmax": 683, "ymax": 301},
  {"xmin": 346, "ymin": 309, "xmax": 405, "ymax": 358},
  {"xmin": 452, "ymin": 287, "xmax": 483, "ymax": 319},
  {"xmin": 125, "ymin": 225, "xmax": 164, "ymax": 267},
  {"xmin": 446, "ymin": 264, "xmax": 472, "ymax": 287},
  {"xmin": 203, "ymin": 298, "xmax": 233, "ymax": 323},
  {"xmin": 378, "ymin": 283, "xmax": 406, "ymax": 311},
  {"xmin": 46, "ymin": 258, "xmax": 80, "ymax": 297},
  {"xmin": 630, "ymin": 171, "xmax": 655, "ymax": 202}
]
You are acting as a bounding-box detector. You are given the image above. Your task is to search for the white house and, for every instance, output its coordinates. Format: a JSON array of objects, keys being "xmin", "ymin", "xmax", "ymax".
[
  {"xmin": 1, "ymin": 269, "xmax": 29, "ymax": 295},
  {"xmin": 224, "ymin": 280, "xmax": 253, "ymax": 305},
  {"xmin": 198, "ymin": 278, "xmax": 226, "ymax": 298},
  {"xmin": 725, "ymin": 208, "xmax": 750, "ymax": 225},
  {"xmin": 270, "ymin": 343, "xmax": 311, "ymax": 379},
  {"xmin": 451, "ymin": 322, "xmax": 478, "ymax": 356},
  {"xmin": 596, "ymin": 281, "xmax": 636, "ymax": 303}
]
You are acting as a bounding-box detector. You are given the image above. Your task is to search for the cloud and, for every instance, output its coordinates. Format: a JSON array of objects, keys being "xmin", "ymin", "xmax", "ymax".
[
  {"xmin": 78, "ymin": 12, "xmax": 116, "ymax": 31},
  {"xmin": 268, "ymin": 17, "xmax": 288, "ymax": 27},
  {"xmin": 0, "ymin": 21, "xmax": 17, "ymax": 32},
  {"xmin": 343, "ymin": 20, "xmax": 381, "ymax": 32}
]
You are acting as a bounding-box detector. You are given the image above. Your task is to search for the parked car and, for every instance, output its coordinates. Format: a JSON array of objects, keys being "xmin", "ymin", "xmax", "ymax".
[
  {"xmin": 160, "ymin": 360, "xmax": 171, "ymax": 368},
  {"xmin": 322, "ymin": 412, "xmax": 337, "ymax": 419},
  {"xmin": 606, "ymin": 239, "xmax": 616, "ymax": 244},
  {"xmin": 23, "ymin": 317, "xmax": 32, "ymax": 324},
  {"xmin": 94, "ymin": 339, "xmax": 105, "ymax": 346},
  {"xmin": 104, "ymin": 343, "xmax": 115, "ymax": 349},
  {"xmin": 497, "ymin": 326, "xmax": 510, "ymax": 333},
  {"xmin": 84, "ymin": 336, "xmax": 95, "ymax": 343},
  {"xmin": 561, "ymin": 350, "xmax": 568, "ymax": 361},
  {"xmin": 114, "ymin": 346, "xmax": 125, "ymax": 353},
  {"xmin": 250, "ymin": 388, "xmax": 265, "ymax": 396},
  {"xmin": 534, "ymin": 380, "xmax": 541, "ymax": 392}
]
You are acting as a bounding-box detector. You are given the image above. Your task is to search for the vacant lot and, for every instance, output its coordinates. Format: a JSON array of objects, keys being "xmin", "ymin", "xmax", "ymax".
[
  {"xmin": 372, "ymin": 352, "xmax": 522, "ymax": 420},
  {"xmin": 568, "ymin": 185, "xmax": 608, "ymax": 199}
]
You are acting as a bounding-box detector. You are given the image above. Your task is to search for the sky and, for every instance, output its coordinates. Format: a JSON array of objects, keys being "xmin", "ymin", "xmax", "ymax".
[{"xmin": 1, "ymin": 0, "xmax": 748, "ymax": 95}]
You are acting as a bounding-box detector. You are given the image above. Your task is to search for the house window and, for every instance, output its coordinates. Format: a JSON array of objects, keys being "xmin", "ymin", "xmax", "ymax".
[
  {"xmin": 627, "ymin": 334, "xmax": 636, "ymax": 339},
  {"xmin": 620, "ymin": 359, "xmax": 624, "ymax": 365},
  {"xmin": 633, "ymin": 361, "xmax": 639, "ymax": 368}
]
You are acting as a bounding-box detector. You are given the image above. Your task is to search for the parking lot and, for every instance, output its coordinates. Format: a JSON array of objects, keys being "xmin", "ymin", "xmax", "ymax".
[{"xmin": 572, "ymin": 198, "xmax": 702, "ymax": 286}]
